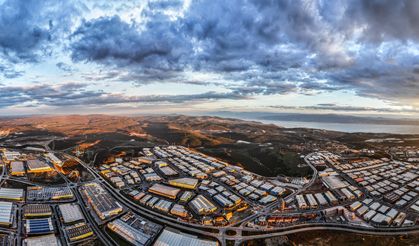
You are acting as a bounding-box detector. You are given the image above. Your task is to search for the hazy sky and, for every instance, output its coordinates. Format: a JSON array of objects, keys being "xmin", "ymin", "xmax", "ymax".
[{"xmin": 0, "ymin": 0, "xmax": 419, "ymax": 116}]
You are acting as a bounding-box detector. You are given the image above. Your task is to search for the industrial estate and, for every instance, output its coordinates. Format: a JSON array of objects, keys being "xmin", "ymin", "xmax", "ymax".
[{"xmin": 0, "ymin": 136, "xmax": 417, "ymax": 245}]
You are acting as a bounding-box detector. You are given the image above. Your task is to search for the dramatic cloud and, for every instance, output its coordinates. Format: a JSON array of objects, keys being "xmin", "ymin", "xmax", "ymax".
[
  {"xmin": 0, "ymin": 83, "xmax": 248, "ymax": 108},
  {"xmin": 0, "ymin": 0, "xmax": 81, "ymax": 63},
  {"xmin": 1, "ymin": 0, "xmax": 419, "ymax": 112}
]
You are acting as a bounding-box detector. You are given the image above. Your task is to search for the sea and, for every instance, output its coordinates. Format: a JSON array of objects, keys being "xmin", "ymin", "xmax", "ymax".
[{"xmin": 255, "ymin": 119, "xmax": 419, "ymax": 134}]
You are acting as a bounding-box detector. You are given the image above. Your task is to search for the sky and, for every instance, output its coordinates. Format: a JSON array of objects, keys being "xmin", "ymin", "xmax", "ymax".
[{"xmin": 0, "ymin": 0, "xmax": 419, "ymax": 116}]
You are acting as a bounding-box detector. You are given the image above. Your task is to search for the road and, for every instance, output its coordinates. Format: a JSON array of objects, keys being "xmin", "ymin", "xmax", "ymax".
[{"xmin": 56, "ymin": 151, "xmax": 419, "ymax": 246}]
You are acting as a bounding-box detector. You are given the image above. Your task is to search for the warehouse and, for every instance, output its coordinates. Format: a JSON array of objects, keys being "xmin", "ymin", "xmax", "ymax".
[
  {"xmin": 340, "ymin": 188, "xmax": 355, "ymax": 200},
  {"xmin": 305, "ymin": 194, "xmax": 318, "ymax": 209},
  {"xmin": 170, "ymin": 204, "xmax": 188, "ymax": 218},
  {"xmin": 10, "ymin": 161, "xmax": 25, "ymax": 176},
  {"xmin": 24, "ymin": 234, "xmax": 60, "ymax": 246},
  {"xmin": 2, "ymin": 151, "xmax": 20, "ymax": 164},
  {"xmin": 27, "ymin": 186, "xmax": 74, "ymax": 201},
  {"xmin": 356, "ymin": 205, "xmax": 368, "ymax": 216},
  {"xmin": 190, "ymin": 195, "xmax": 217, "ymax": 215},
  {"xmin": 159, "ymin": 166, "xmax": 178, "ymax": 176},
  {"xmin": 393, "ymin": 212, "xmax": 406, "ymax": 226},
  {"xmin": 213, "ymin": 194, "xmax": 233, "ymax": 208},
  {"xmin": 25, "ymin": 218, "xmax": 55, "ymax": 235},
  {"xmin": 59, "ymin": 203, "xmax": 84, "ymax": 225},
  {"xmin": 314, "ymin": 193, "xmax": 328, "ymax": 206},
  {"xmin": 259, "ymin": 195, "xmax": 277, "ymax": 205},
  {"xmin": 169, "ymin": 178, "xmax": 199, "ymax": 189},
  {"xmin": 0, "ymin": 188, "xmax": 24, "ymax": 201},
  {"xmin": 0, "ymin": 202, "xmax": 13, "ymax": 226},
  {"xmin": 296, "ymin": 195, "xmax": 308, "ymax": 209},
  {"xmin": 149, "ymin": 184, "xmax": 180, "ymax": 200},
  {"xmin": 154, "ymin": 228, "xmax": 217, "ymax": 246},
  {"xmin": 324, "ymin": 191, "xmax": 338, "ymax": 205},
  {"xmin": 322, "ymin": 175, "xmax": 347, "ymax": 189},
  {"xmin": 349, "ymin": 201, "xmax": 362, "ymax": 211},
  {"xmin": 24, "ymin": 204, "xmax": 52, "ymax": 218},
  {"xmin": 65, "ymin": 222, "xmax": 94, "ymax": 242},
  {"xmin": 179, "ymin": 191, "xmax": 194, "ymax": 203},
  {"xmin": 107, "ymin": 219, "xmax": 152, "ymax": 246},
  {"xmin": 270, "ymin": 186, "xmax": 285, "ymax": 196},
  {"xmin": 80, "ymin": 183, "xmax": 123, "ymax": 220},
  {"xmin": 26, "ymin": 159, "xmax": 53, "ymax": 173},
  {"xmin": 154, "ymin": 199, "xmax": 173, "ymax": 213},
  {"xmin": 363, "ymin": 210, "xmax": 377, "ymax": 221},
  {"xmin": 45, "ymin": 153, "xmax": 63, "ymax": 167}
]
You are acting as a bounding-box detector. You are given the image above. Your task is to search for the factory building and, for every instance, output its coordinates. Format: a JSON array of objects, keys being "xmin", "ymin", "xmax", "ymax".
[
  {"xmin": 148, "ymin": 184, "xmax": 180, "ymax": 200},
  {"xmin": 58, "ymin": 203, "xmax": 84, "ymax": 225},
  {"xmin": 179, "ymin": 191, "xmax": 194, "ymax": 203},
  {"xmin": 23, "ymin": 204, "xmax": 52, "ymax": 218},
  {"xmin": 27, "ymin": 186, "xmax": 74, "ymax": 201},
  {"xmin": 80, "ymin": 183, "xmax": 123, "ymax": 220},
  {"xmin": 45, "ymin": 153, "xmax": 63, "ymax": 167},
  {"xmin": 65, "ymin": 222, "xmax": 94, "ymax": 242},
  {"xmin": 107, "ymin": 212, "xmax": 162, "ymax": 246},
  {"xmin": 0, "ymin": 202, "xmax": 13, "ymax": 227},
  {"xmin": 314, "ymin": 193, "xmax": 328, "ymax": 206},
  {"xmin": 190, "ymin": 195, "xmax": 217, "ymax": 215},
  {"xmin": 26, "ymin": 159, "xmax": 53, "ymax": 173},
  {"xmin": 154, "ymin": 228, "xmax": 217, "ymax": 246},
  {"xmin": 25, "ymin": 218, "xmax": 55, "ymax": 235},
  {"xmin": 296, "ymin": 195, "xmax": 308, "ymax": 209},
  {"xmin": 24, "ymin": 234, "xmax": 60, "ymax": 246},
  {"xmin": 324, "ymin": 191, "xmax": 338, "ymax": 205},
  {"xmin": 10, "ymin": 161, "xmax": 25, "ymax": 176},
  {"xmin": 169, "ymin": 178, "xmax": 199, "ymax": 190},
  {"xmin": 213, "ymin": 194, "xmax": 234, "ymax": 208},
  {"xmin": 170, "ymin": 204, "xmax": 188, "ymax": 218},
  {"xmin": 0, "ymin": 188, "xmax": 24, "ymax": 201},
  {"xmin": 305, "ymin": 194, "xmax": 318, "ymax": 209}
]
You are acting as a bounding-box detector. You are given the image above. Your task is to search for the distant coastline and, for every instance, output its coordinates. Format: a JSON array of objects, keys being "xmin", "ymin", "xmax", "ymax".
[{"xmin": 207, "ymin": 111, "xmax": 419, "ymax": 134}]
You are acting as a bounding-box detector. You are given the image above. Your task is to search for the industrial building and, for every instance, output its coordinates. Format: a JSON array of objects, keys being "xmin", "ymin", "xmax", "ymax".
[
  {"xmin": 23, "ymin": 204, "xmax": 52, "ymax": 218},
  {"xmin": 24, "ymin": 234, "xmax": 60, "ymax": 246},
  {"xmin": 296, "ymin": 195, "xmax": 308, "ymax": 209},
  {"xmin": 2, "ymin": 151, "xmax": 20, "ymax": 164},
  {"xmin": 0, "ymin": 188, "xmax": 24, "ymax": 201},
  {"xmin": 107, "ymin": 212, "xmax": 162, "ymax": 246},
  {"xmin": 190, "ymin": 195, "xmax": 217, "ymax": 215},
  {"xmin": 213, "ymin": 194, "xmax": 234, "ymax": 208},
  {"xmin": 0, "ymin": 201, "xmax": 14, "ymax": 226},
  {"xmin": 27, "ymin": 186, "xmax": 73, "ymax": 201},
  {"xmin": 148, "ymin": 184, "xmax": 180, "ymax": 200},
  {"xmin": 10, "ymin": 161, "xmax": 25, "ymax": 176},
  {"xmin": 179, "ymin": 191, "xmax": 194, "ymax": 203},
  {"xmin": 45, "ymin": 153, "xmax": 63, "ymax": 167},
  {"xmin": 25, "ymin": 218, "xmax": 55, "ymax": 235},
  {"xmin": 65, "ymin": 222, "xmax": 94, "ymax": 242},
  {"xmin": 26, "ymin": 159, "xmax": 53, "ymax": 173},
  {"xmin": 80, "ymin": 183, "xmax": 123, "ymax": 220},
  {"xmin": 154, "ymin": 228, "xmax": 218, "ymax": 246},
  {"xmin": 169, "ymin": 178, "xmax": 199, "ymax": 190},
  {"xmin": 59, "ymin": 203, "xmax": 84, "ymax": 224},
  {"xmin": 170, "ymin": 204, "xmax": 188, "ymax": 218},
  {"xmin": 159, "ymin": 166, "xmax": 178, "ymax": 176},
  {"xmin": 305, "ymin": 194, "xmax": 318, "ymax": 209}
]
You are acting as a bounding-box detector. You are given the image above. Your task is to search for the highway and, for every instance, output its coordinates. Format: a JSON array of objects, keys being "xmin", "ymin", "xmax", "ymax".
[{"xmin": 56, "ymin": 151, "xmax": 419, "ymax": 246}]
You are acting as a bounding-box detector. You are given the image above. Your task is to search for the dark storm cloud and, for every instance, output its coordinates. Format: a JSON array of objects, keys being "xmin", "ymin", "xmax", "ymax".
[
  {"xmin": 0, "ymin": 0, "xmax": 82, "ymax": 63},
  {"xmin": 70, "ymin": 15, "xmax": 190, "ymax": 71},
  {"xmin": 2, "ymin": 0, "xmax": 419, "ymax": 107}
]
